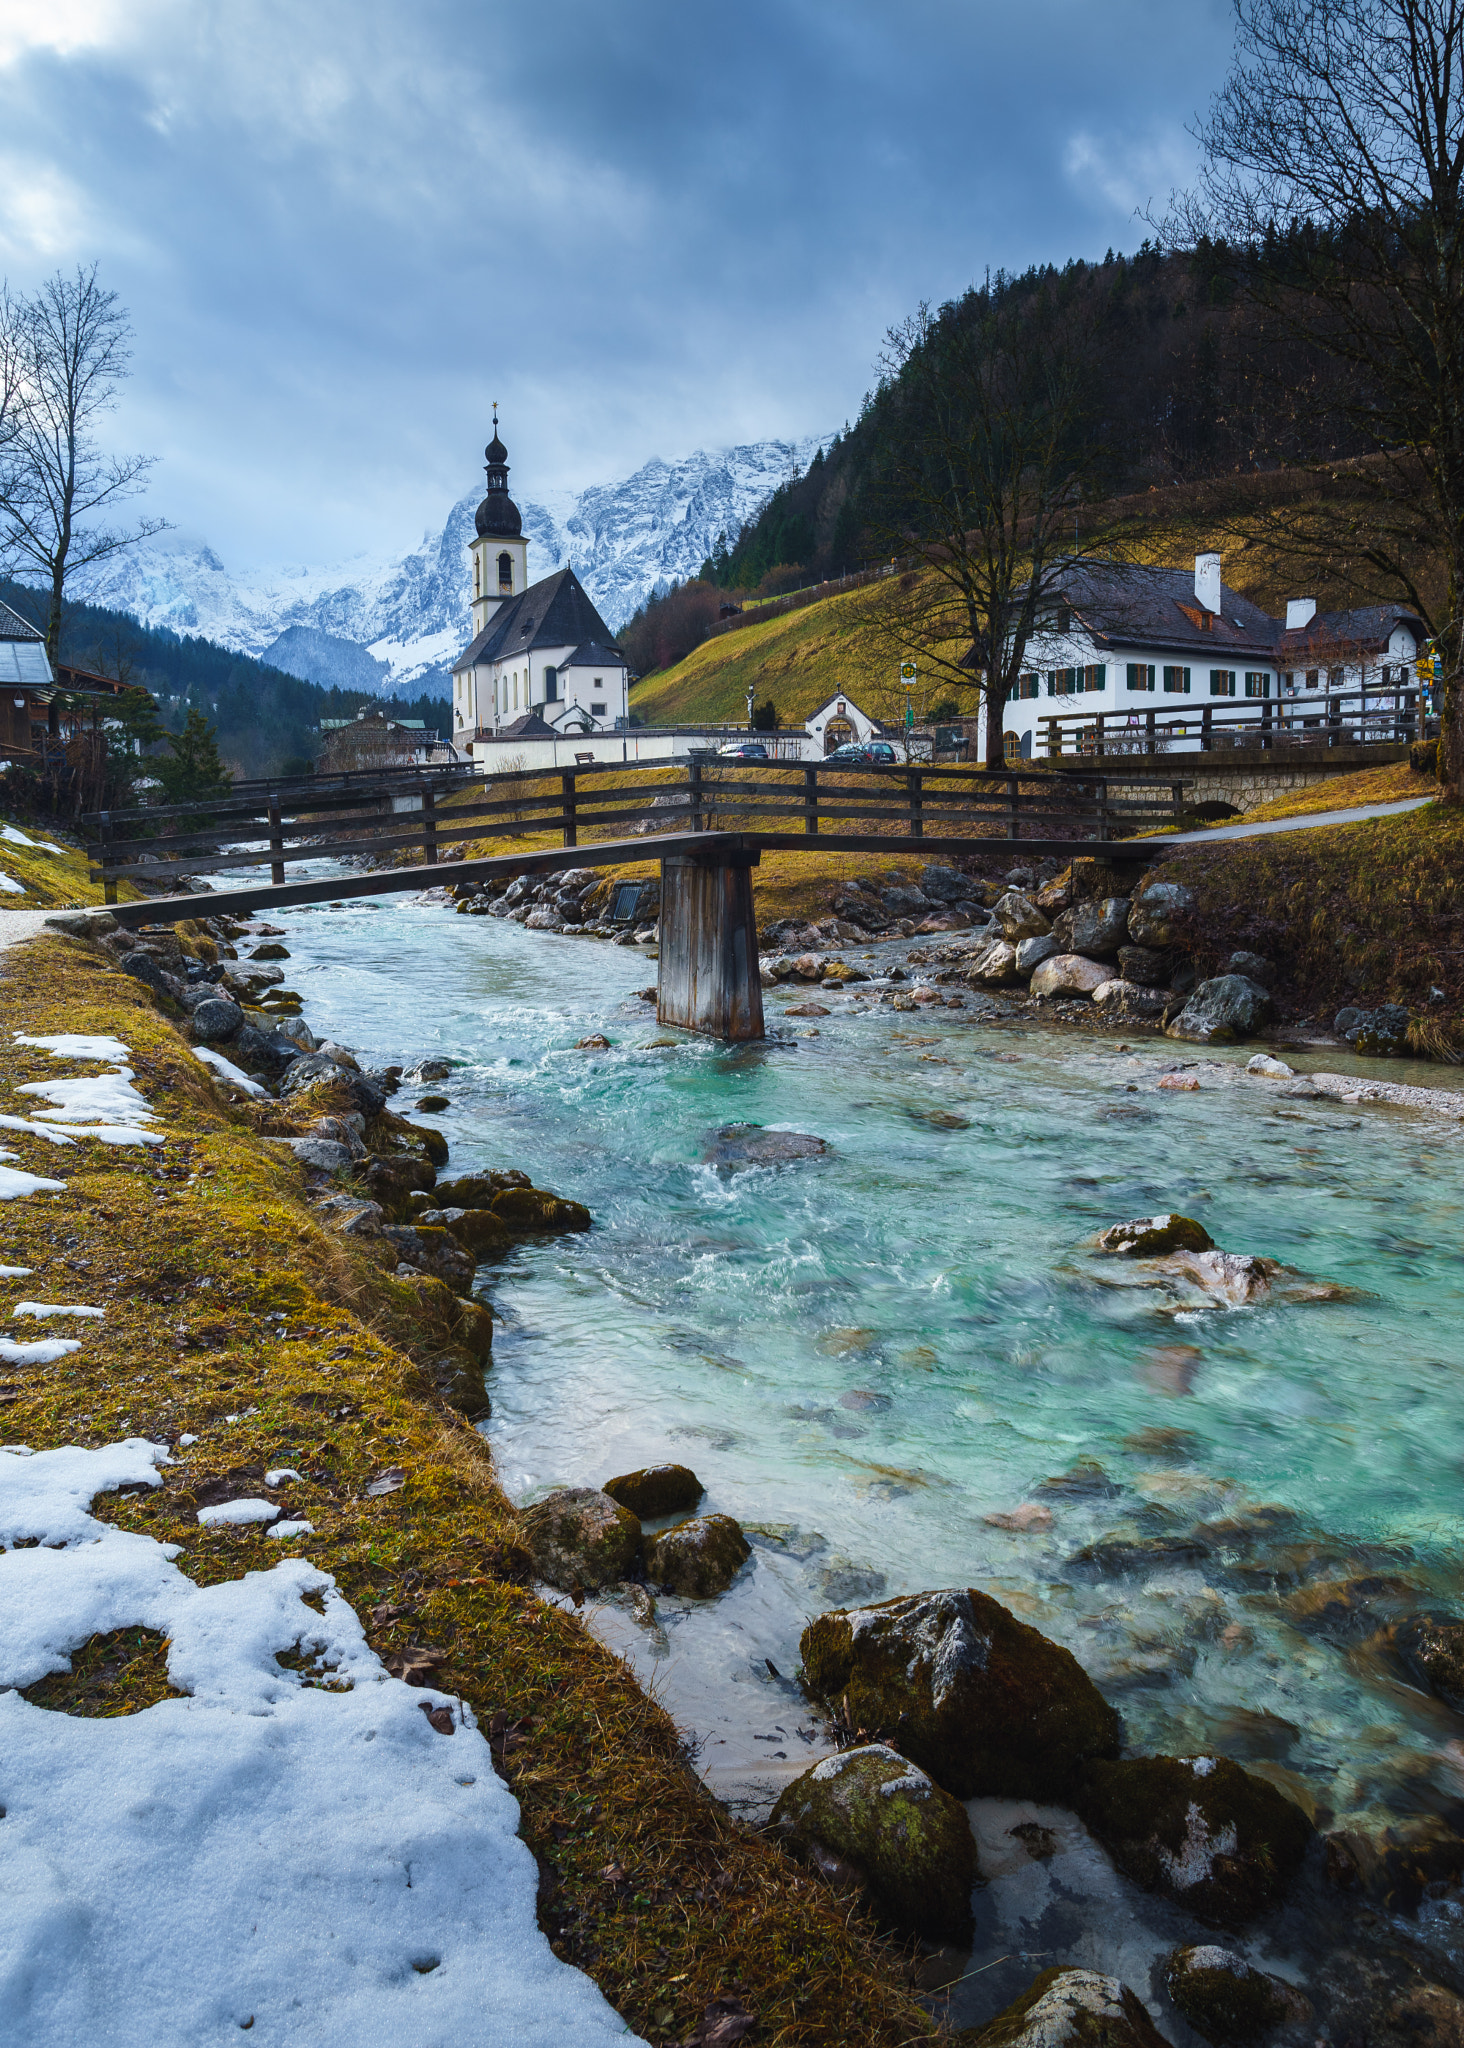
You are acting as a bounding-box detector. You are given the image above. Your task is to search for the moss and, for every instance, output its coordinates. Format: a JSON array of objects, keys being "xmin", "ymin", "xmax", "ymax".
[
  {"xmin": 770, "ymin": 1744, "xmax": 976, "ymax": 1944},
  {"xmin": 0, "ymin": 934, "xmax": 934, "ymax": 2048},
  {"xmin": 800, "ymin": 1588, "xmax": 1119, "ymax": 1803},
  {"xmin": 1079, "ymin": 1756, "xmax": 1312, "ymax": 1925},
  {"xmin": 603, "ymin": 1463, "xmax": 704, "ymax": 1518},
  {"xmin": 1095, "ymin": 1214, "xmax": 1213, "ymax": 1257},
  {"xmin": 1165, "ymin": 1946, "xmax": 1293, "ymax": 2045},
  {"xmin": 644, "ymin": 1514, "xmax": 750, "ymax": 1597},
  {"xmin": 958, "ymin": 1965, "xmax": 1169, "ymax": 2046},
  {"xmin": 489, "ymin": 1184, "xmax": 591, "ymax": 1233}
]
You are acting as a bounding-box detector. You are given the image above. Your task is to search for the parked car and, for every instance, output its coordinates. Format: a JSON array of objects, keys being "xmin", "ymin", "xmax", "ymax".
[
  {"xmin": 824, "ymin": 740, "xmax": 899, "ymax": 765},
  {"xmin": 718, "ymin": 741, "xmax": 770, "ymax": 760}
]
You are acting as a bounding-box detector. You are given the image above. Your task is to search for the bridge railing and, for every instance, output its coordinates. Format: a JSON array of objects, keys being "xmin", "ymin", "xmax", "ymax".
[
  {"xmin": 1038, "ymin": 683, "xmax": 1436, "ymax": 758},
  {"xmin": 85, "ymin": 759, "xmax": 1192, "ymax": 901}
]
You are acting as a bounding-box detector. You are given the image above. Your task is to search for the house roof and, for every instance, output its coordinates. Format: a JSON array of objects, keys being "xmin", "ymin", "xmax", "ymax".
[
  {"xmin": 453, "ymin": 567, "xmax": 617, "ymax": 673},
  {"xmin": 495, "ymin": 709, "xmax": 558, "ymax": 739},
  {"xmin": 807, "ymin": 690, "xmax": 875, "ymax": 720},
  {"xmin": 1037, "ymin": 561, "xmax": 1279, "ymax": 662},
  {"xmin": 1278, "ymin": 605, "xmax": 1424, "ymax": 663},
  {"xmin": 0, "ymin": 600, "xmax": 50, "ymax": 687},
  {"xmin": 563, "ymin": 640, "xmax": 625, "ymax": 669}
]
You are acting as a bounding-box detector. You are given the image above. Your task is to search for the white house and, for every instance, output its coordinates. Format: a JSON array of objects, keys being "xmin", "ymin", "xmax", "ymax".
[
  {"xmin": 804, "ymin": 690, "xmax": 887, "ymax": 754},
  {"xmin": 450, "ymin": 415, "xmax": 629, "ymax": 744},
  {"xmin": 998, "ymin": 554, "xmax": 1425, "ymax": 759}
]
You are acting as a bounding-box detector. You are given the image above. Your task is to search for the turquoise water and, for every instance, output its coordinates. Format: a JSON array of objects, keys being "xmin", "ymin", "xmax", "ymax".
[{"xmin": 271, "ymin": 888, "xmax": 1464, "ymax": 1857}]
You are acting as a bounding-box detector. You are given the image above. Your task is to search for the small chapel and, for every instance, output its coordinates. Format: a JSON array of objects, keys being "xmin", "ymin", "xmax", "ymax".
[{"xmin": 450, "ymin": 415, "xmax": 629, "ymax": 740}]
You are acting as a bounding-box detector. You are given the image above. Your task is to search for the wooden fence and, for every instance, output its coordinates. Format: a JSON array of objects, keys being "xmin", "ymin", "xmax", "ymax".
[
  {"xmin": 1038, "ymin": 682, "xmax": 1435, "ymax": 758},
  {"xmin": 86, "ymin": 759, "xmax": 1191, "ymax": 900}
]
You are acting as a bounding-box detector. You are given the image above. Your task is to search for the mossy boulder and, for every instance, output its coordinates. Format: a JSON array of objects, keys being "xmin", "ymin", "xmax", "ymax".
[
  {"xmin": 368, "ymin": 1108, "xmax": 451, "ymax": 1168},
  {"xmin": 799, "ymin": 1588, "xmax": 1119, "ymax": 1802},
  {"xmin": 1096, "ymin": 1213, "xmax": 1213, "ymax": 1257},
  {"xmin": 1396, "ymin": 1615, "xmax": 1464, "ymax": 1710},
  {"xmin": 451, "ymin": 1295, "xmax": 494, "ymax": 1363},
  {"xmin": 1079, "ymin": 1755, "xmax": 1312, "ymax": 1925},
  {"xmin": 957, "ymin": 1966, "xmax": 1168, "ymax": 2046},
  {"xmin": 436, "ymin": 1169, "xmax": 531, "ymax": 1206},
  {"xmin": 769, "ymin": 1742, "xmax": 976, "ymax": 1943},
  {"xmin": 419, "ymin": 1205, "xmax": 512, "ymax": 1259},
  {"xmin": 1164, "ymin": 1945, "xmax": 1302, "ymax": 2045},
  {"xmin": 380, "ymin": 1223, "xmax": 476, "ymax": 1295},
  {"xmin": 490, "ymin": 1184, "xmax": 592, "ymax": 1233},
  {"xmin": 603, "ymin": 1463, "xmax": 704, "ymax": 1518},
  {"xmin": 360, "ymin": 1153, "xmax": 436, "ymax": 1218},
  {"xmin": 520, "ymin": 1486, "xmax": 641, "ymax": 1591},
  {"xmin": 644, "ymin": 1513, "xmax": 750, "ymax": 1597}
]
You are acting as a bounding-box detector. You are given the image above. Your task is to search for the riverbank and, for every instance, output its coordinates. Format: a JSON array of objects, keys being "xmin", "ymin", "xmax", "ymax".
[{"xmin": 0, "ymin": 927, "xmax": 933, "ymax": 2047}]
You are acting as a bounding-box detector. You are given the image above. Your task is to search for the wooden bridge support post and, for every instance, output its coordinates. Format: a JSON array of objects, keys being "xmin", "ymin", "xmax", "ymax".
[
  {"xmin": 422, "ymin": 784, "xmax": 438, "ymax": 865},
  {"xmin": 267, "ymin": 795, "xmax": 285, "ymax": 887},
  {"xmin": 99, "ymin": 811, "xmax": 117, "ymax": 905},
  {"xmin": 656, "ymin": 844, "xmax": 765, "ymax": 1042}
]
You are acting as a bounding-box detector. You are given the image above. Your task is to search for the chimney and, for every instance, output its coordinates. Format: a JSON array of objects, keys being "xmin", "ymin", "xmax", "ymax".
[
  {"xmin": 1286, "ymin": 598, "xmax": 1317, "ymax": 629},
  {"xmin": 1194, "ymin": 552, "xmax": 1221, "ymax": 615}
]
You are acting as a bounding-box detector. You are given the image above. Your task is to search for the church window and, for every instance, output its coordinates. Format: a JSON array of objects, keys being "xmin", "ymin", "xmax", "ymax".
[
  {"xmin": 590, "ymin": 703, "xmax": 606, "ymax": 717},
  {"xmin": 544, "ymin": 667, "xmax": 558, "ymax": 701},
  {"xmin": 498, "ymin": 551, "xmax": 513, "ymax": 590}
]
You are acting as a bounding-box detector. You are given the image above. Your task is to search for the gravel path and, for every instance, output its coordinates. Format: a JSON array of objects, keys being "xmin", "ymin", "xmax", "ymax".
[
  {"xmin": 0, "ymin": 910, "xmax": 72, "ymax": 955},
  {"xmin": 1165, "ymin": 794, "xmax": 1434, "ymax": 844}
]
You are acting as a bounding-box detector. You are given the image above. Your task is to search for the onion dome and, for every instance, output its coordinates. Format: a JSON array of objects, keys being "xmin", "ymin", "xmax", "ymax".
[{"xmin": 475, "ymin": 404, "xmax": 521, "ymax": 538}]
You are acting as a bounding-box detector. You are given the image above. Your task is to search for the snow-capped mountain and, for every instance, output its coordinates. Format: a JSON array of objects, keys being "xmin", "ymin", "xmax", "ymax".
[{"xmin": 72, "ymin": 435, "xmax": 827, "ymax": 698}]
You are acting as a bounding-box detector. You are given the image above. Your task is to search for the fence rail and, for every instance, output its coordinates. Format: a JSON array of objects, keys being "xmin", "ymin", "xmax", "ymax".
[
  {"xmin": 87, "ymin": 759, "xmax": 1192, "ymax": 900},
  {"xmin": 1037, "ymin": 683, "xmax": 1435, "ymax": 758}
]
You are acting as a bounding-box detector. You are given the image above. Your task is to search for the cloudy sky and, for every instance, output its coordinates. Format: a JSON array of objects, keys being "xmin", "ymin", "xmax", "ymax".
[{"xmin": 0, "ymin": 0, "xmax": 1230, "ymax": 571}]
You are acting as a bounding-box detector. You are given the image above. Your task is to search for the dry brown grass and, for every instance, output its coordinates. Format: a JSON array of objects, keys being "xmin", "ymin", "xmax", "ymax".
[{"xmin": 0, "ymin": 935, "xmax": 935, "ymax": 2048}]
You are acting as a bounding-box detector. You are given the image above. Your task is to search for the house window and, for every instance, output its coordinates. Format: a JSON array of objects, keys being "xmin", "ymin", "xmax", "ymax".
[
  {"xmin": 1162, "ymin": 666, "xmax": 1191, "ymax": 694},
  {"xmin": 1244, "ymin": 672, "xmax": 1269, "ymax": 698},
  {"xmin": 1209, "ymin": 669, "xmax": 1236, "ymax": 697},
  {"xmin": 1328, "ymin": 667, "xmax": 1344, "ymax": 688},
  {"xmin": 1009, "ymin": 672, "xmax": 1040, "ymax": 702},
  {"xmin": 1048, "ymin": 667, "xmax": 1080, "ymax": 696},
  {"xmin": 1126, "ymin": 663, "xmax": 1155, "ymax": 692},
  {"xmin": 498, "ymin": 551, "xmax": 513, "ymax": 591},
  {"xmin": 1084, "ymin": 664, "xmax": 1106, "ymax": 692},
  {"xmin": 544, "ymin": 666, "xmax": 558, "ymax": 701},
  {"xmin": 1306, "ymin": 669, "xmax": 1320, "ymax": 689}
]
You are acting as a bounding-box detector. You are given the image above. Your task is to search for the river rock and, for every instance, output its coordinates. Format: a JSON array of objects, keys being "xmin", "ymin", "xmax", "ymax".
[
  {"xmin": 799, "ymin": 1587, "xmax": 1119, "ymax": 1802},
  {"xmin": 489, "ymin": 1184, "xmax": 592, "ymax": 1232},
  {"xmin": 1127, "ymin": 879, "xmax": 1196, "ymax": 948},
  {"xmin": 1334, "ymin": 1002, "xmax": 1410, "ymax": 1054},
  {"xmin": 381, "ymin": 1223, "xmax": 477, "ymax": 1294},
  {"xmin": 920, "ymin": 864, "xmax": 970, "ymax": 904},
  {"xmin": 1091, "ymin": 980, "xmax": 1171, "ymax": 1019},
  {"xmin": 1246, "ymin": 1053, "xmax": 1295, "ymax": 1078},
  {"xmin": 880, "ymin": 885, "xmax": 930, "ymax": 918},
  {"xmin": 287, "ymin": 1136, "xmax": 352, "ymax": 1173},
  {"xmin": 1117, "ymin": 944, "xmax": 1171, "ymax": 987},
  {"xmin": 120, "ymin": 950, "xmax": 185, "ymax": 1001},
  {"xmin": 705, "ymin": 1124, "xmax": 829, "ymax": 1166},
  {"xmin": 1167, "ymin": 975, "xmax": 1273, "ymax": 1043},
  {"xmin": 770, "ymin": 1742, "xmax": 977, "ymax": 1943},
  {"xmin": 189, "ymin": 996, "xmax": 244, "ymax": 1044},
  {"xmin": 957, "ymin": 1966, "xmax": 1168, "ymax": 2047},
  {"xmin": 520, "ymin": 1486, "xmax": 641, "ymax": 1591},
  {"xmin": 1227, "ymin": 950, "xmax": 1274, "ymax": 986},
  {"xmin": 602, "ymin": 1463, "xmax": 704, "ymax": 1518},
  {"xmin": 1097, "ymin": 1213, "xmax": 1214, "ymax": 1257},
  {"xmin": 993, "ymin": 891, "xmax": 1050, "ymax": 943},
  {"xmin": 435, "ymin": 1170, "xmax": 530, "ymax": 1206},
  {"xmin": 1029, "ymin": 953, "xmax": 1111, "ymax": 999},
  {"xmin": 1053, "ymin": 897, "xmax": 1129, "ymax": 957},
  {"xmin": 361, "ymin": 1154, "xmax": 437, "ymax": 1217},
  {"xmin": 1015, "ymin": 933, "xmax": 1058, "ymax": 975},
  {"xmin": 1165, "ymin": 1944, "xmax": 1303, "ymax": 2044},
  {"xmin": 644, "ymin": 1512, "xmax": 750, "ymax": 1596},
  {"xmin": 965, "ymin": 938, "xmax": 1019, "ymax": 987},
  {"xmin": 1079, "ymin": 1754, "xmax": 1312, "ymax": 1924},
  {"xmin": 1396, "ymin": 1615, "xmax": 1464, "ymax": 1711},
  {"xmin": 416, "ymin": 1205, "xmax": 510, "ymax": 1257}
]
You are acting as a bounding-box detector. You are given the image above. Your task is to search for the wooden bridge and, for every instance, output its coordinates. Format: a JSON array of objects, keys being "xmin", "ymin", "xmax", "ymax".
[{"xmin": 88, "ymin": 759, "xmax": 1191, "ymax": 1042}]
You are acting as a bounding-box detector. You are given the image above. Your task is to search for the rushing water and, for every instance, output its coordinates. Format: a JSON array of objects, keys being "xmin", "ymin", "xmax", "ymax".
[{"xmin": 256, "ymin": 883, "xmax": 1464, "ymax": 2016}]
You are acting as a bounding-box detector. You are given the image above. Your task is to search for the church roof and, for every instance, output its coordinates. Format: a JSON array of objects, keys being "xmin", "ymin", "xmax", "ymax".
[
  {"xmin": 563, "ymin": 640, "xmax": 625, "ymax": 668},
  {"xmin": 452, "ymin": 567, "xmax": 618, "ymax": 672},
  {"xmin": 496, "ymin": 709, "xmax": 558, "ymax": 739}
]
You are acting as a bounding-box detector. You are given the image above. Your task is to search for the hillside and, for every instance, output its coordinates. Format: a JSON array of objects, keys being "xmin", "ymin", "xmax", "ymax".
[{"xmin": 630, "ymin": 466, "xmax": 1448, "ymax": 732}]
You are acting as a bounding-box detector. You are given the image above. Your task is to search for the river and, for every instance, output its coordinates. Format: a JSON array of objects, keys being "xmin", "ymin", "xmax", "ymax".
[{"xmin": 260, "ymin": 882, "xmax": 1464, "ymax": 2021}]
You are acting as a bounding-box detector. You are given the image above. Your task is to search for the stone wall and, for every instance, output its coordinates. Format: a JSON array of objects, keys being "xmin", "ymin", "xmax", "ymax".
[{"xmin": 1060, "ymin": 744, "xmax": 1409, "ymax": 815}]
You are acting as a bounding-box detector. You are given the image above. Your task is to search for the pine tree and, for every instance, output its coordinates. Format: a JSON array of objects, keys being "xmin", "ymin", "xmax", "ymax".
[{"xmin": 156, "ymin": 706, "xmax": 232, "ymax": 806}]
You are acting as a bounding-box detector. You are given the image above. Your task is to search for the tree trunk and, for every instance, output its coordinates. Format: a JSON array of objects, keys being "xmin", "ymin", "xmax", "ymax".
[
  {"xmin": 984, "ymin": 676, "xmax": 1004, "ymax": 770},
  {"xmin": 45, "ymin": 564, "xmax": 65, "ymax": 668}
]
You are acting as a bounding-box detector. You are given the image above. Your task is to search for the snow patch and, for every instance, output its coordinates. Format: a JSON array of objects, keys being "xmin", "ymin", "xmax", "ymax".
[
  {"xmin": 0, "ymin": 1264, "xmax": 33, "ymax": 1276},
  {"xmin": 18, "ymin": 1069, "xmax": 157, "ymax": 1126},
  {"xmin": 265, "ymin": 1467, "xmax": 303, "ymax": 1487},
  {"xmin": 12, "ymin": 1302, "xmax": 104, "ymax": 1319},
  {"xmin": 196, "ymin": 1498, "xmax": 279, "ymax": 1527},
  {"xmin": 268, "ymin": 1519, "xmax": 315, "ymax": 1540},
  {"xmin": 0, "ymin": 870, "xmax": 25, "ymax": 893},
  {"xmin": 15, "ymin": 1032, "xmax": 132, "ymax": 1062},
  {"xmin": 0, "ymin": 1164, "xmax": 67, "ymax": 1200},
  {"xmin": 194, "ymin": 1046, "xmax": 268, "ymax": 1097},
  {"xmin": 0, "ymin": 1337, "xmax": 82, "ymax": 1364}
]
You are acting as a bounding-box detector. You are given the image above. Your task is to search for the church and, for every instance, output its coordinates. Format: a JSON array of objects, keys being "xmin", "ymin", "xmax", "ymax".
[{"xmin": 450, "ymin": 416, "xmax": 629, "ymax": 740}]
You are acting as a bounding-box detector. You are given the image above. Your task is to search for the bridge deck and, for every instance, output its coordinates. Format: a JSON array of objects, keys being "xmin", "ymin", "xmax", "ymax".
[{"xmin": 106, "ymin": 828, "xmax": 1167, "ymax": 929}]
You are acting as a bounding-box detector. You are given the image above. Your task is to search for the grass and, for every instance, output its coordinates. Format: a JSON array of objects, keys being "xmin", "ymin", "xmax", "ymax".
[
  {"xmin": 1214, "ymin": 758, "xmax": 1433, "ymax": 825},
  {"xmin": 0, "ymin": 815, "xmax": 129, "ymax": 908},
  {"xmin": 1162, "ymin": 798, "xmax": 1464, "ymax": 1049},
  {"xmin": 0, "ymin": 935, "xmax": 935, "ymax": 2048}
]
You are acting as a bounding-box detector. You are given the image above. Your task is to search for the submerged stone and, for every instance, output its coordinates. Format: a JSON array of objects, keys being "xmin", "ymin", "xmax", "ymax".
[
  {"xmin": 704, "ymin": 1124, "xmax": 830, "ymax": 1166},
  {"xmin": 1096, "ymin": 1213, "xmax": 1214, "ymax": 1257},
  {"xmin": 1079, "ymin": 1754, "xmax": 1312, "ymax": 1925},
  {"xmin": 799, "ymin": 1587, "xmax": 1119, "ymax": 1802},
  {"xmin": 489, "ymin": 1185, "xmax": 591, "ymax": 1233},
  {"xmin": 770, "ymin": 1741, "xmax": 976, "ymax": 1943},
  {"xmin": 1396, "ymin": 1614, "xmax": 1464, "ymax": 1711},
  {"xmin": 957, "ymin": 1965, "xmax": 1168, "ymax": 2047},
  {"xmin": 520, "ymin": 1486, "xmax": 641, "ymax": 1591},
  {"xmin": 602, "ymin": 1463, "xmax": 704, "ymax": 1518},
  {"xmin": 644, "ymin": 1512, "xmax": 750, "ymax": 1597}
]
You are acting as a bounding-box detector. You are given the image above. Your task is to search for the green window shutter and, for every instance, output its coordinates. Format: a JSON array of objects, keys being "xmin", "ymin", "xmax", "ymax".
[
  {"xmin": 1183, "ymin": 668, "xmax": 1191, "ymax": 694},
  {"xmin": 1127, "ymin": 663, "xmax": 1138, "ymax": 690},
  {"xmin": 1046, "ymin": 673, "xmax": 1056, "ymax": 696}
]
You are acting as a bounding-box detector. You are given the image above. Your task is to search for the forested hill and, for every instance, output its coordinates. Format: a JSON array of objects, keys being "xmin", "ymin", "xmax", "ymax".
[{"xmin": 0, "ymin": 580, "xmax": 450, "ymax": 780}]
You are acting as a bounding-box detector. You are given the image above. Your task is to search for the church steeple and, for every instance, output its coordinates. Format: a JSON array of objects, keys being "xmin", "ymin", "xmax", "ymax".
[{"xmin": 469, "ymin": 403, "xmax": 529, "ymax": 632}]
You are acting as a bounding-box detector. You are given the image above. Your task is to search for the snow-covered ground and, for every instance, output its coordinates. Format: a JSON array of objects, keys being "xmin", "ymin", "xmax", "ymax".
[
  {"xmin": 67, "ymin": 433, "xmax": 830, "ymax": 695},
  {"xmin": 0, "ymin": 1438, "xmax": 646, "ymax": 2045}
]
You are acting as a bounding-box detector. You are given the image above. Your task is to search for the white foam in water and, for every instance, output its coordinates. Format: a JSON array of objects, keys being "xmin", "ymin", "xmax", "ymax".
[{"xmin": 0, "ymin": 1440, "xmax": 646, "ymax": 2046}]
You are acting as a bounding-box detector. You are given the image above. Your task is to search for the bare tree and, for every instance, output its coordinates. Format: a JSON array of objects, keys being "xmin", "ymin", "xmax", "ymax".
[
  {"xmin": 859, "ymin": 282, "xmax": 1114, "ymax": 768},
  {"xmin": 1166, "ymin": 0, "xmax": 1464, "ymax": 791},
  {"xmin": 0, "ymin": 266, "xmax": 168, "ymax": 662}
]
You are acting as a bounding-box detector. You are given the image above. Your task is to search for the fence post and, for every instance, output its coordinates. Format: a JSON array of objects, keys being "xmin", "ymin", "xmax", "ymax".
[
  {"xmin": 99, "ymin": 810, "xmax": 117, "ymax": 905},
  {"xmin": 1201, "ymin": 705, "xmax": 1212, "ymax": 750},
  {"xmin": 422, "ymin": 783, "xmax": 438, "ymax": 865},
  {"xmin": 561, "ymin": 769, "xmax": 577, "ymax": 848},
  {"xmin": 268, "ymin": 794, "xmax": 284, "ymax": 887},
  {"xmin": 1146, "ymin": 708, "xmax": 1156, "ymax": 754},
  {"xmin": 803, "ymin": 763, "xmax": 818, "ymax": 836},
  {"xmin": 688, "ymin": 760, "xmax": 704, "ymax": 833},
  {"xmin": 1171, "ymin": 780, "xmax": 1184, "ymax": 828},
  {"xmin": 908, "ymin": 765, "xmax": 923, "ymax": 839},
  {"xmin": 1005, "ymin": 775, "xmax": 1019, "ymax": 840},
  {"xmin": 1096, "ymin": 779, "xmax": 1109, "ymax": 843}
]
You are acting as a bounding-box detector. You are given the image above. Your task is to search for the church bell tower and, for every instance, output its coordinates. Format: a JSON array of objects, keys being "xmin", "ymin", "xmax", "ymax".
[{"xmin": 469, "ymin": 406, "xmax": 529, "ymax": 635}]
